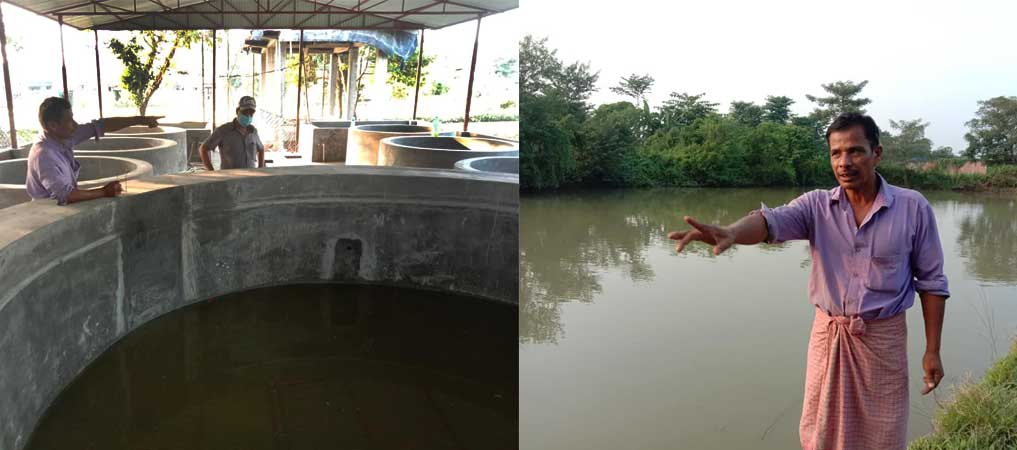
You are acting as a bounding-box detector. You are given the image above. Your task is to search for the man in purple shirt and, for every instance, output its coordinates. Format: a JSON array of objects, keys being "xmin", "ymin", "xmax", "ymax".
[
  {"xmin": 25, "ymin": 97, "xmax": 161, "ymax": 205},
  {"xmin": 668, "ymin": 113, "xmax": 947, "ymax": 450}
]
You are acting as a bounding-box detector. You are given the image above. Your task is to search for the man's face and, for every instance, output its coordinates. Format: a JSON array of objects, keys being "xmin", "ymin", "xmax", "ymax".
[
  {"xmin": 829, "ymin": 124, "xmax": 881, "ymax": 191},
  {"xmin": 45, "ymin": 108, "xmax": 77, "ymax": 140},
  {"xmin": 238, "ymin": 108, "xmax": 255, "ymax": 119}
]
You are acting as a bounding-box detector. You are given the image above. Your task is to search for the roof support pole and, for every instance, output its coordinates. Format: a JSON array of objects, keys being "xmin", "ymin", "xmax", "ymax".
[
  {"xmin": 59, "ymin": 16, "xmax": 68, "ymax": 100},
  {"xmin": 94, "ymin": 30, "xmax": 103, "ymax": 119},
  {"xmin": 463, "ymin": 17, "xmax": 481, "ymax": 132},
  {"xmin": 412, "ymin": 29, "xmax": 424, "ymax": 121},
  {"xmin": 328, "ymin": 52, "xmax": 337, "ymax": 117},
  {"xmin": 346, "ymin": 45, "xmax": 358, "ymax": 120},
  {"xmin": 0, "ymin": 0, "xmax": 17, "ymax": 148},
  {"xmin": 201, "ymin": 32, "xmax": 206, "ymax": 123},
  {"xmin": 212, "ymin": 30, "xmax": 217, "ymax": 128},
  {"xmin": 295, "ymin": 29, "xmax": 303, "ymax": 152}
]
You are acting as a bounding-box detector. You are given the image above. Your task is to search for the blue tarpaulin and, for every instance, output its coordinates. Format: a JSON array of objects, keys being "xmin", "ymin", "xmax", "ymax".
[{"xmin": 250, "ymin": 30, "xmax": 419, "ymax": 62}]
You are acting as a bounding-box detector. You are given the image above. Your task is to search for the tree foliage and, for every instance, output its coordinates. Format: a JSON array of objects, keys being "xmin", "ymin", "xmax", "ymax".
[
  {"xmin": 805, "ymin": 80, "xmax": 872, "ymax": 128},
  {"xmin": 763, "ymin": 95, "xmax": 794, "ymax": 123},
  {"xmin": 108, "ymin": 31, "xmax": 202, "ymax": 115},
  {"xmin": 609, "ymin": 74, "xmax": 654, "ymax": 106},
  {"xmin": 519, "ymin": 38, "xmax": 1014, "ymax": 193},
  {"xmin": 729, "ymin": 101, "xmax": 764, "ymax": 127},
  {"xmin": 881, "ymin": 119, "xmax": 934, "ymax": 163},
  {"xmin": 963, "ymin": 96, "xmax": 1017, "ymax": 164}
]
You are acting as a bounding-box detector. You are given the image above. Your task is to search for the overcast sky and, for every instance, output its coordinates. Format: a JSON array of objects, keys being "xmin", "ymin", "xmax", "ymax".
[{"xmin": 522, "ymin": 0, "xmax": 1017, "ymax": 152}]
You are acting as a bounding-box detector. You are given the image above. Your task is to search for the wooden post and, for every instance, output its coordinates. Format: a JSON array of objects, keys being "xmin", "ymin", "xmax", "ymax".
[
  {"xmin": 0, "ymin": 0, "xmax": 17, "ymax": 148},
  {"xmin": 59, "ymin": 16, "xmax": 68, "ymax": 100},
  {"xmin": 295, "ymin": 30, "xmax": 304, "ymax": 152},
  {"xmin": 94, "ymin": 30, "xmax": 103, "ymax": 119},
  {"xmin": 463, "ymin": 18, "xmax": 481, "ymax": 132},
  {"xmin": 201, "ymin": 32, "xmax": 206, "ymax": 123},
  {"xmin": 212, "ymin": 30, "xmax": 217, "ymax": 128},
  {"xmin": 412, "ymin": 29, "xmax": 424, "ymax": 120}
]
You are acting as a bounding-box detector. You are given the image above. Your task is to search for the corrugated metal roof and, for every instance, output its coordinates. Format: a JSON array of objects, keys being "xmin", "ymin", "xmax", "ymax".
[{"xmin": 4, "ymin": 0, "xmax": 516, "ymax": 30}]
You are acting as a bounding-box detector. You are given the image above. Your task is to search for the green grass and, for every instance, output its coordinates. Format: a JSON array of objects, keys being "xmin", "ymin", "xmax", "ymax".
[
  {"xmin": 879, "ymin": 164, "xmax": 1017, "ymax": 192},
  {"xmin": 909, "ymin": 341, "xmax": 1017, "ymax": 449}
]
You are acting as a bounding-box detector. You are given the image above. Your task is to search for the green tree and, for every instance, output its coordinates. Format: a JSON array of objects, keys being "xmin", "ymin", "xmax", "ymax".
[
  {"xmin": 805, "ymin": 80, "xmax": 872, "ymax": 128},
  {"xmin": 577, "ymin": 102, "xmax": 647, "ymax": 186},
  {"xmin": 658, "ymin": 92, "xmax": 718, "ymax": 128},
  {"xmin": 609, "ymin": 74, "xmax": 654, "ymax": 106},
  {"xmin": 881, "ymin": 119, "xmax": 933, "ymax": 163},
  {"xmin": 963, "ymin": 96, "xmax": 1017, "ymax": 164},
  {"xmin": 763, "ymin": 95, "xmax": 795, "ymax": 123},
  {"xmin": 729, "ymin": 101, "xmax": 764, "ymax": 127},
  {"xmin": 108, "ymin": 31, "xmax": 202, "ymax": 115},
  {"xmin": 931, "ymin": 146, "xmax": 955, "ymax": 159},
  {"xmin": 520, "ymin": 35, "xmax": 598, "ymax": 190},
  {"xmin": 388, "ymin": 48, "xmax": 435, "ymax": 98}
]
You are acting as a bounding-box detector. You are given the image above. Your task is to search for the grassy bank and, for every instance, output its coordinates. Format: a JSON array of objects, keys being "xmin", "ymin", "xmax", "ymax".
[
  {"xmin": 909, "ymin": 341, "xmax": 1017, "ymax": 449},
  {"xmin": 880, "ymin": 164, "xmax": 1017, "ymax": 192}
]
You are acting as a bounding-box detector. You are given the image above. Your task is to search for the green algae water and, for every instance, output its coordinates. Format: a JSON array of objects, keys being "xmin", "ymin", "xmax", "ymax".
[
  {"xmin": 520, "ymin": 188, "xmax": 1017, "ymax": 450},
  {"xmin": 28, "ymin": 284, "xmax": 517, "ymax": 450}
]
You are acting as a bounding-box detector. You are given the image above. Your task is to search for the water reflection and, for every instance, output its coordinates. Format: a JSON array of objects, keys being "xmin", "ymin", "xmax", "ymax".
[
  {"xmin": 520, "ymin": 188, "xmax": 800, "ymax": 343},
  {"xmin": 955, "ymin": 196, "xmax": 1017, "ymax": 283},
  {"xmin": 521, "ymin": 189, "xmax": 1017, "ymax": 343}
]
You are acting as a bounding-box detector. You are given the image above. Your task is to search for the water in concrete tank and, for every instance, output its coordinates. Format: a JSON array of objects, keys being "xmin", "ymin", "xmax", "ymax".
[{"xmin": 26, "ymin": 284, "xmax": 517, "ymax": 450}]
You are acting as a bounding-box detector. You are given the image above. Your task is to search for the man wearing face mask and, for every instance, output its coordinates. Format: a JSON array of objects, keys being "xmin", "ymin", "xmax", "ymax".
[{"xmin": 199, "ymin": 95, "xmax": 265, "ymax": 170}]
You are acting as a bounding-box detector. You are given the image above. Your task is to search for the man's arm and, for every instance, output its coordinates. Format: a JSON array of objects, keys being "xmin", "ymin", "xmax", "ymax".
[
  {"xmin": 257, "ymin": 144, "xmax": 265, "ymax": 168},
  {"xmin": 100, "ymin": 116, "xmax": 161, "ymax": 134},
  {"xmin": 668, "ymin": 213, "xmax": 768, "ymax": 255},
  {"xmin": 199, "ymin": 143, "xmax": 215, "ymax": 171},
  {"xmin": 919, "ymin": 292, "xmax": 946, "ymax": 395},
  {"xmin": 668, "ymin": 192, "xmax": 814, "ymax": 256},
  {"xmin": 65, "ymin": 182, "xmax": 121, "ymax": 204}
]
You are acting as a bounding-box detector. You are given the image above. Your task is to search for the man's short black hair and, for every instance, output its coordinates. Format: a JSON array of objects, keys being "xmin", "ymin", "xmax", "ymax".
[
  {"xmin": 825, "ymin": 112, "xmax": 880, "ymax": 149},
  {"xmin": 39, "ymin": 97, "xmax": 72, "ymax": 128}
]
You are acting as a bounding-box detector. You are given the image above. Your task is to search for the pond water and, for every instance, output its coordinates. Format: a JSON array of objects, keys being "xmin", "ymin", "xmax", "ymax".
[
  {"xmin": 520, "ymin": 187, "xmax": 1017, "ymax": 450},
  {"xmin": 29, "ymin": 284, "xmax": 518, "ymax": 450}
]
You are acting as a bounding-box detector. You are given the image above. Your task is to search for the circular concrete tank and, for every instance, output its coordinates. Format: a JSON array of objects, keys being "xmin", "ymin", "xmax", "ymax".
[
  {"xmin": 0, "ymin": 166, "xmax": 517, "ymax": 450},
  {"xmin": 346, "ymin": 124, "xmax": 432, "ymax": 166},
  {"xmin": 107, "ymin": 126, "xmax": 187, "ymax": 172},
  {"xmin": 0, "ymin": 156, "xmax": 153, "ymax": 209},
  {"xmin": 378, "ymin": 136, "xmax": 519, "ymax": 169},
  {"xmin": 455, "ymin": 156, "xmax": 520, "ymax": 175},
  {"xmin": 74, "ymin": 137, "xmax": 179, "ymax": 175}
]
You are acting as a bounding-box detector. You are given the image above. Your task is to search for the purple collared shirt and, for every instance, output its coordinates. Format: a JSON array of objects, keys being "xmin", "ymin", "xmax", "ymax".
[
  {"xmin": 759, "ymin": 174, "xmax": 949, "ymax": 319},
  {"xmin": 25, "ymin": 120, "xmax": 104, "ymax": 205}
]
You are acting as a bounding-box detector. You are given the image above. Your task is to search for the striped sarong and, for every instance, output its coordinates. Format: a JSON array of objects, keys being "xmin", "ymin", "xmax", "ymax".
[{"xmin": 799, "ymin": 307, "xmax": 909, "ymax": 450}]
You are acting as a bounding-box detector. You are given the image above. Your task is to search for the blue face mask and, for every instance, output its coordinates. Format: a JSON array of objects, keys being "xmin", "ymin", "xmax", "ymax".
[{"xmin": 237, "ymin": 114, "xmax": 253, "ymax": 127}]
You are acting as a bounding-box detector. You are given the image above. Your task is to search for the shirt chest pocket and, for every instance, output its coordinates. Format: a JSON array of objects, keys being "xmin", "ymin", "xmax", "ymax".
[{"xmin": 866, "ymin": 253, "xmax": 904, "ymax": 292}]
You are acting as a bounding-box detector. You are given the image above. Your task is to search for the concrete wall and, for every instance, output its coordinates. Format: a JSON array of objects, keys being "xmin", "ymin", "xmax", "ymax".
[
  {"xmin": 455, "ymin": 156, "xmax": 520, "ymax": 175},
  {"xmin": 300, "ymin": 120, "xmax": 417, "ymax": 163},
  {"xmin": 0, "ymin": 166, "xmax": 518, "ymax": 450},
  {"xmin": 346, "ymin": 125, "xmax": 433, "ymax": 166},
  {"xmin": 0, "ymin": 156, "xmax": 153, "ymax": 209},
  {"xmin": 158, "ymin": 122, "xmax": 212, "ymax": 165},
  {"xmin": 378, "ymin": 136, "xmax": 519, "ymax": 170},
  {"xmin": 107, "ymin": 126, "xmax": 187, "ymax": 172},
  {"xmin": 75, "ymin": 137, "xmax": 180, "ymax": 175}
]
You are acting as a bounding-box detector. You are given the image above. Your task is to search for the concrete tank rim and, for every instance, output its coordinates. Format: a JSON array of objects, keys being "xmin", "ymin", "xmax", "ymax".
[
  {"xmin": 73, "ymin": 136, "xmax": 177, "ymax": 152},
  {"xmin": 352, "ymin": 124, "xmax": 433, "ymax": 134},
  {"xmin": 0, "ymin": 156, "xmax": 153, "ymax": 190},
  {"xmin": 106, "ymin": 125, "xmax": 187, "ymax": 135},
  {"xmin": 455, "ymin": 155, "xmax": 520, "ymax": 171},
  {"xmin": 382, "ymin": 136, "xmax": 519, "ymax": 153},
  {"xmin": 0, "ymin": 165, "xmax": 518, "ymax": 246}
]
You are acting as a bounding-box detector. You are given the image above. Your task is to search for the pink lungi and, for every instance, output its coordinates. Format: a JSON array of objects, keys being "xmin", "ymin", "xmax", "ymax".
[{"xmin": 799, "ymin": 307, "xmax": 909, "ymax": 450}]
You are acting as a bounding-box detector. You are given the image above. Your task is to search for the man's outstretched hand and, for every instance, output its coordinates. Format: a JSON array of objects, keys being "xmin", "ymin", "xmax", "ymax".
[{"xmin": 667, "ymin": 216, "xmax": 737, "ymax": 256}]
